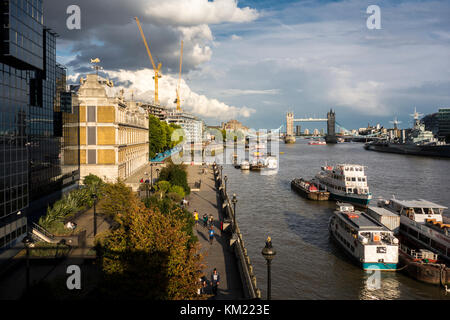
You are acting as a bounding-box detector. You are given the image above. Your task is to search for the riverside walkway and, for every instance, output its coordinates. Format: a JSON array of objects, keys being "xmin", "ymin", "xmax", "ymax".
[{"xmin": 186, "ymin": 165, "xmax": 244, "ymax": 299}]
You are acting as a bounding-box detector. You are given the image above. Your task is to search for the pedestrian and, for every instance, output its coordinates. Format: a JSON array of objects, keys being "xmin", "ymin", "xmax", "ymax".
[
  {"xmin": 208, "ymin": 214, "xmax": 214, "ymax": 228},
  {"xmin": 193, "ymin": 210, "xmax": 199, "ymax": 227},
  {"xmin": 203, "ymin": 214, "xmax": 208, "ymax": 228},
  {"xmin": 201, "ymin": 274, "xmax": 207, "ymax": 294},
  {"xmin": 209, "ymin": 227, "xmax": 215, "ymax": 245},
  {"xmin": 211, "ymin": 268, "xmax": 220, "ymax": 296}
]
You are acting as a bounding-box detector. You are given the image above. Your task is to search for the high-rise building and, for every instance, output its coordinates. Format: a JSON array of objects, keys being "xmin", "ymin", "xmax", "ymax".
[
  {"xmin": 438, "ymin": 108, "xmax": 450, "ymax": 140},
  {"xmin": 0, "ymin": 0, "xmax": 79, "ymax": 258}
]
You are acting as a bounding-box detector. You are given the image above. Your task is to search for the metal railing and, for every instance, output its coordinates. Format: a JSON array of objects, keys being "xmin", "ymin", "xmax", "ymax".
[
  {"xmin": 213, "ymin": 164, "xmax": 261, "ymax": 299},
  {"xmin": 31, "ymin": 222, "xmax": 55, "ymax": 241},
  {"xmin": 400, "ymin": 243, "xmax": 438, "ymax": 261}
]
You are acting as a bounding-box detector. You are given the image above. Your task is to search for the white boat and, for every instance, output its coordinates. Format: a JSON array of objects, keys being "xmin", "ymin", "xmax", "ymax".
[
  {"xmin": 240, "ymin": 160, "xmax": 250, "ymax": 170},
  {"xmin": 378, "ymin": 198, "xmax": 450, "ymax": 262},
  {"xmin": 329, "ymin": 202, "xmax": 399, "ymax": 271},
  {"xmin": 313, "ymin": 164, "xmax": 372, "ymax": 207}
]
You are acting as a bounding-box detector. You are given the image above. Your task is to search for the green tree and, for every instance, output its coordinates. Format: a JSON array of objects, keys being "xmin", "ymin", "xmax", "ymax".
[
  {"xmin": 149, "ymin": 115, "xmax": 165, "ymax": 159},
  {"xmin": 97, "ymin": 197, "xmax": 202, "ymax": 299},
  {"xmin": 158, "ymin": 160, "xmax": 190, "ymax": 195},
  {"xmin": 100, "ymin": 180, "xmax": 134, "ymax": 221}
]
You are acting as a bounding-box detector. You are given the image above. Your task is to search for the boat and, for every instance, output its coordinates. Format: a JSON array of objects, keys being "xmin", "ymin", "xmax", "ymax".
[
  {"xmin": 284, "ymin": 135, "xmax": 296, "ymax": 144},
  {"xmin": 240, "ymin": 160, "xmax": 250, "ymax": 170},
  {"xmin": 364, "ymin": 109, "xmax": 450, "ymax": 158},
  {"xmin": 377, "ymin": 198, "xmax": 450, "ymax": 284},
  {"xmin": 329, "ymin": 202, "xmax": 399, "ymax": 271},
  {"xmin": 250, "ymin": 158, "xmax": 266, "ymax": 171},
  {"xmin": 308, "ymin": 140, "xmax": 326, "ymax": 145},
  {"xmin": 291, "ymin": 178, "xmax": 330, "ymax": 201},
  {"xmin": 313, "ymin": 164, "xmax": 372, "ymax": 207}
]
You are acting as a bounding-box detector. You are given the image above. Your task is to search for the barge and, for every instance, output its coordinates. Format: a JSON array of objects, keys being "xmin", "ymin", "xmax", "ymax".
[{"xmin": 291, "ymin": 178, "xmax": 330, "ymax": 201}]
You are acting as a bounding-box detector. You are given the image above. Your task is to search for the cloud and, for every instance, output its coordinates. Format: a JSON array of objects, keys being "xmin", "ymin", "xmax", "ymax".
[
  {"xmin": 143, "ymin": 0, "xmax": 259, "ymax": 26},
  {"xmin": 105, "ymin": 68, "xmax": 256, "ymax": 120},
  {"xmin": 45, "ymin": 0, "xmax": 259, "ymax": 74},
  {"xmin": 231, "ymin": 34, "xmax": 242, "ymax": 40},
  {"xmin": 220, "ymin": 88, "xmax": 280, "ymax": 96}
]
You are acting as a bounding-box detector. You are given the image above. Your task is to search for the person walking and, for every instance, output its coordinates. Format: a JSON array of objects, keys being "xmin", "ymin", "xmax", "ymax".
[
  {"xmin": 209, "ymin": 227, "xmax": 215, "ymax": 245},
  {"xmin": 203, "ymin": 214, "xmax": 208, "ymax": 228},
  {"xmin": 193, "ymin": 210, "xmax": 199, "ymax": 227},
  {"xmin": 211, "ymin": 268, "xmax": 220, "ymax": 296},
  {"xmin": 208, "ymin": 214, "xmax": 214, "ymax": 228}
]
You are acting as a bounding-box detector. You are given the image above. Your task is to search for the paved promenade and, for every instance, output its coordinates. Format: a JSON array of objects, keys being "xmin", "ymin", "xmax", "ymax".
[{"xmin": 186, "ymin": 165, "xmax": 244, "ymax": 299}]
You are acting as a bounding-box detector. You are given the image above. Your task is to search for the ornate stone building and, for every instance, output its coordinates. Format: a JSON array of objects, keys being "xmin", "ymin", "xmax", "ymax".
[{"xmin": 73, "ymin": 74, "xmax": 149, "ymax": 182}]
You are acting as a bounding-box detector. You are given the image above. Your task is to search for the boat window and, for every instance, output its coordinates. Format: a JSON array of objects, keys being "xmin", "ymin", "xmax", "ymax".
[
  {"xmin": 424, "ymin": 208, "xmax": 434, "ymax": 215},
  {"xmin": 413, "ymin": 208, "xmax": 423, "ymax": 214},
  {"xmin": 352, "ymin": 177, "xmax": 356, "ymax": 181},
  {"xmin": 362, "ymin": 178, "xmax": 366, "ymax": 182}
]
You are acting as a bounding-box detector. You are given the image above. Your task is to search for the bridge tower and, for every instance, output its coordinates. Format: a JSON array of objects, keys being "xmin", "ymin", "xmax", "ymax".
[
  {"xmin": 325, "ymin": 109, "xmax": 337, "ymax": 144},
  {"xmin": 285, "ymin": 112, "xmax": 296, "ymax": 143}
]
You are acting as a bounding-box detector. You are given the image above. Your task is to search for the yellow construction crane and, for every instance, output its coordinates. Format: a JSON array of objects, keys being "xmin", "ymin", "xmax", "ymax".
[
  {"xmin": 174, "ymin": 40, "xmax": 183, "ymax": 112},
  {"xmin": 134, "ymin": 17, "xmax": 162, "ymax": 105}
]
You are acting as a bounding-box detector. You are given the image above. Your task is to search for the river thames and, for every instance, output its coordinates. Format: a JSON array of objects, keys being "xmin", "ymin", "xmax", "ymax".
[{"xmin": 221, "ymin": 139, "xmax": 450, "ymax": 300}]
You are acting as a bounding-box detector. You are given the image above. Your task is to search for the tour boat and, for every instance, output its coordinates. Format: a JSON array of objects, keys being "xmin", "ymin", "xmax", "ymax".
[
  {"xmin": 376, "ymin": 198, "xmax": 450, "ymax": 284},
  {"xmin": 240, "ymin": 160, "xmax": 250, "ymax": 170},
  {"xmin": 313, "ymin": 164, "xmax": 372, "ymax": 207},
  {"xmin": 291, "ymin": 178, "xmax": 330, "ymax": 201},
  {"xmin": 308, "ymin": 140, "xmax": 326, "ymax": 145},
  {"xmin": 329, "ymin": 202, "xmax": 399, "ymax": 271},
  {"xmin": 378, "ymin": 198, "xmax": 450, "ymax": 263}
]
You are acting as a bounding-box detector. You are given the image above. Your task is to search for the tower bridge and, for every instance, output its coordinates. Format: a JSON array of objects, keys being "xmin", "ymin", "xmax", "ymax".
[{"xmin": 285, "ymin": 109, "xmax": 337, "ymax": 144}]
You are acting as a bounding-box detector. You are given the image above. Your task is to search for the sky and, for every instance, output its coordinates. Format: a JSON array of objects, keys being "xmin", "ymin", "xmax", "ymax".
[{"xmin": 45, "ymin": 0, "xmax": 450, "ymax": 131}]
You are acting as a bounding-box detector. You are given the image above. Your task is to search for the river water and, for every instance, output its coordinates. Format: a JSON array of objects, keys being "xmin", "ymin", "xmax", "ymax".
[{"xmin": 221, "ymin": 139, "xmax": 450, "ymax": 300}]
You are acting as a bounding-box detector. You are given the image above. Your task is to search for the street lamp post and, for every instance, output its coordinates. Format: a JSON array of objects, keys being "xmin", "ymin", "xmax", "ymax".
[
  {"xmin": 22, "ymin": 234, "xmax": 33, "ymax": 292},
  {"xmin": 231, "ymin": 193, "xmax": 237, "ymax": 228},
  {"xmin": 261, "ymin": 236, "xmax": 276, "ymax": 300},
  {"xmin": 92, "ymin": 193, "xmax": 98, "ymax": 237},
  {"xmin": 220, "ymin": 165, "xmax": 223, "ymax": 182},
  {"xmin": 150, "ymin": 163, "xmax": 154, "ymax": 190},
  {"xmin": 155, "ymin": 168, "xmax": 160, "ymax": 188},
  {"xmin": 145, "ymin": 180, "xmax": 149, "ymax": 199},
  {"xmin": 224, "ymin": 175, "xmax": 228, "ymax": 195}
]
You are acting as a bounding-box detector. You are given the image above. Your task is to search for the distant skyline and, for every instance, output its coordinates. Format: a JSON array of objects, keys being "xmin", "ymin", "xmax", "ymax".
[{"xmin": 47, "ymin": 0, "xmax": 450, "ymax": 130}]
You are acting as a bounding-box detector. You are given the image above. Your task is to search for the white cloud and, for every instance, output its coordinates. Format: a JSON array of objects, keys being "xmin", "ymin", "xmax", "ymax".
[
  {"xmin": 143, "ymin": 0, "xmax": 259, "ymax": 26},
  {"xmin": 106, "ymin": 68, "xmax": 255, "ymax": 119},
  {"xmin": 220, "ymin": 88, "xmax": 280, "ymax": 96},
  {"xmin": 231, "ymin": 34, "xmax": 242, "ymax": 40}
]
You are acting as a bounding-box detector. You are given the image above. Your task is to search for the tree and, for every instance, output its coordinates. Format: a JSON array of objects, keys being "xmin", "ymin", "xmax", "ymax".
[
  {"xmin": 97, "ymin": 197, "xmax": 202, "ymax": 299},
  {"xmin": 100, "ymin": 180, "xmax": 134, "ymax": 221},
  {"xmin": 158, "ymin": 160, "xmax": 190, "ymax": 195},
  {"xmin": 149, "ymin": 115, "xmax": 165, "ymax": 159}
]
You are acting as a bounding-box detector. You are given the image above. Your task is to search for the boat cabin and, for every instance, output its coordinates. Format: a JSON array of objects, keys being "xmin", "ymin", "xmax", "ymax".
[{"xmin": 387, "ymin": 199, "xmax": 447, "ymax": 224}]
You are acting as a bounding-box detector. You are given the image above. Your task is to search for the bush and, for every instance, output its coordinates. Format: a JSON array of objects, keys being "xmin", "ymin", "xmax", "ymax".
[{"xmin": 157, "ymin": 160, "xmax": 190, "ymax": 195}]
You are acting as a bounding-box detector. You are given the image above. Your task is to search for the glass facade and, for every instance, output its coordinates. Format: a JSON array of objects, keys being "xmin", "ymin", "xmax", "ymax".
[
  {"xmin": 0, "ymin": 0, "xmax": 80, "ymax": 253},
  {"xmin": 1, "ymin": 0, "xmax": 44, "ymax": 70},
  {"xmin": 438, "ymin": 109, "xmax": 450, "ymax": 140}
]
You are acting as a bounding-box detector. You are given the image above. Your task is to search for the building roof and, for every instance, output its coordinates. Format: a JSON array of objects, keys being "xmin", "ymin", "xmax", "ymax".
[{"xmin": 391, "ymin": 199, "xmax": 447, "ymax": 209}]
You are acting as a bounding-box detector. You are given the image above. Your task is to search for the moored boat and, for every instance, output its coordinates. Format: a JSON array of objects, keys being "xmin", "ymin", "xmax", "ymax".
[
  {"xmin": 308, "ymin": 139, "xmax": 326, "ymax": 145},
  {"xmin": 376, "ymin": 197, "xmax": 450, "ymax": 284},
  {"xmin": 291, "ymin": 178, "xmax": 330, "ymax": 201},
  {"xmin": 314, "ymin": 164, "xmax": 372, "ymax": 207},
  {"xmin": 240, "ymin": 160, "xmax": 250, "ymax": 170},
  {"xmin": 329, "ymin": 202, "xmax": 399, "ymax": 271}
]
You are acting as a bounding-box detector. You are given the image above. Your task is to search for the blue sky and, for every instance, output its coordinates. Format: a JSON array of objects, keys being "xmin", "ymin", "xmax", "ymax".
[{"xmin": 50, "ymin": 0, "xmax": 450, "ymax": 131}]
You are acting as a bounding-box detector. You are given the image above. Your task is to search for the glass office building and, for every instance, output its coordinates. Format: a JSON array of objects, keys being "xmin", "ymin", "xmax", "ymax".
[
  {"xmin": 0, "ymin": 0, "xmax": 79, "ymax": 256},
  {"xmin": 438, "ymin": 109, "xmax": 450, "ymax": 140}
]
